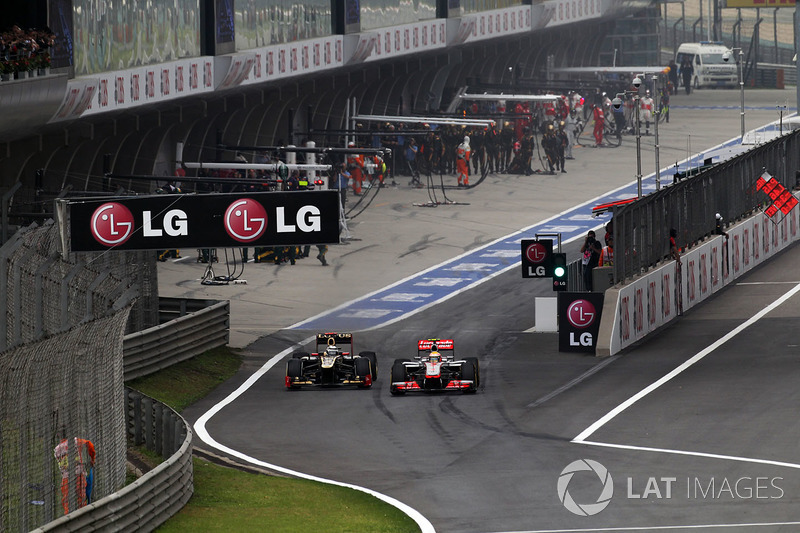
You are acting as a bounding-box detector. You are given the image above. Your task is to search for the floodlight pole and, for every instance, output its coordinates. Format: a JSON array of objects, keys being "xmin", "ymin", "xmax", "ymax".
[
  {"xmin": 613, "ymin": 88, "xmax": 643, "ymax": 198},
  {"xmin": 635, "ymin": 93, "xmax": 642, "ymax": 198},
  {"xmin": 730, "ymin": 47, "xmax": 745, "ymax": 139},
  {"xmin": 652, "ymin": 75, "xmax": 661, "ymax": 191}
]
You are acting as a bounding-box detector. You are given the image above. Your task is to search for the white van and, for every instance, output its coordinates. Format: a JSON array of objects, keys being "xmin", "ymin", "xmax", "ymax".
[{"xmin": 675, "ymin": 42, "xmax": 738, "ymax": 89}]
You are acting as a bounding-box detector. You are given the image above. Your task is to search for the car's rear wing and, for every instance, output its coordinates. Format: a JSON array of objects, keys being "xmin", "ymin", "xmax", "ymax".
[
  {"xmin": 418, "ymin": 339, "xmax": 454, "ymax": 351},
  {"xmin": 316, "ymin": 332, "xmax": 353, "ymax": 352}
]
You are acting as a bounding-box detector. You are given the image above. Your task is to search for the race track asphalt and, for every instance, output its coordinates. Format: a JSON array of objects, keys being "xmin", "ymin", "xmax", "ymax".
[{"xmin": 170, "ymin": 88, "xmax": 800, "ymax": 532}]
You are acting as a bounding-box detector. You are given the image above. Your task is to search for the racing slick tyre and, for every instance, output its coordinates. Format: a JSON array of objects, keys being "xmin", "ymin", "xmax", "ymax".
[
  {"xmin": 465, "ymin": 357, "xmax": 480, "ymax": 388},
  {"xmin": 355, "ymin": 357, "xmax": 373, "ymax": 388},
  {"xmin": 460, "ymin": 360, "xmax": 478, "ymax": 393},
  {"xmin": 359, "ymin": 351, "xmax": 378, "ymax": 381},
  {"xmin": 286, "ymin": 359, "xmax": 303, "ymax": 389},
  {"xmin": 390, "ymin": 362, "xmax": 408, "ymax": 396},
  {"xmin": 292, "ymin": 351, "xmax": 309, "ymax": 359}
]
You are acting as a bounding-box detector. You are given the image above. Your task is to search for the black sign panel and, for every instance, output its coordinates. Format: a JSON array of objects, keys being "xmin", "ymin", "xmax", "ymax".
[
  {"xmin": 521, "ymin": 239, "xmax": 553, "ymax": 278},
  {"xmin": 68, "ymin": 191, "xmax": 340, "ymax": 252},
  {"xmin": 558, "ymin": 292, "xmax": 605, "ymax": 353}
]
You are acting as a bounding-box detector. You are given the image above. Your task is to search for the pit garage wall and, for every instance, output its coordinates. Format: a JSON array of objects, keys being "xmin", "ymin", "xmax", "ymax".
[{"xmin": 596, "ymin": 200, "xmax": 800, "ymax": 356}]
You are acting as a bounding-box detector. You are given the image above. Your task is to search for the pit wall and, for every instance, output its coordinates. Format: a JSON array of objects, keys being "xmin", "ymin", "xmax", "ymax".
[{"xmin": 596, "ymin": 200, "xmax": 800, "ymax": 356}]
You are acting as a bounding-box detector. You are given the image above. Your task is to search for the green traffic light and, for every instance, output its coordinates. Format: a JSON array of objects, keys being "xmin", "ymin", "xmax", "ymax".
[{"xmin": 553, "ymin": 266, "xmax": 566, "ymax": 278}]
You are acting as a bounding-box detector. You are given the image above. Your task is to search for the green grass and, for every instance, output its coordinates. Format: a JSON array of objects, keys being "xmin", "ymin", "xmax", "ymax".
[
  {"xmin": 126, "ymin": 347, "xmax": 420, "ymax": 533},
  {"xmin": 126, "ymin": 347, "xmax": 243, "ymax": 412},
  {"xmin": 157, "ymin": 460, "xmax": 418, "ymax": 533}
]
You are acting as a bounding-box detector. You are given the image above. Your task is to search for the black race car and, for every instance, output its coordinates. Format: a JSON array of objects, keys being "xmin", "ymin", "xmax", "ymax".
[
  {"xmin": 285, "ymin": 332, "xmax": 377, "ymax": 389},
  {"xmin": 390, "ymin": 338, "xmax": 479, "ymax": 395}
]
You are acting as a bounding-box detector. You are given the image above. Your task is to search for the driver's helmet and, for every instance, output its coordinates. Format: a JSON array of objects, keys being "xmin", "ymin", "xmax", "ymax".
[
  {"xmin": 326, "ymin": 345, "xmax": 340, "ymax": 356},
  {"xmin": 429, "ymin": 352, "xmax": 441, "ymax": 363}
]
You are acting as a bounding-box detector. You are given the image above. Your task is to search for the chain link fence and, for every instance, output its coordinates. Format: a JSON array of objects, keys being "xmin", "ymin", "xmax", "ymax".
[{"xmin": 0, "ymin": 221, "xmax": 159, "ymax": 530}]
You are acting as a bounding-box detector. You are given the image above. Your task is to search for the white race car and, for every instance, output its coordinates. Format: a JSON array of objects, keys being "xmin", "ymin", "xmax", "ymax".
[{"xmin": 390, "ymin": 339, "xmax": 479, "ymax": 395}]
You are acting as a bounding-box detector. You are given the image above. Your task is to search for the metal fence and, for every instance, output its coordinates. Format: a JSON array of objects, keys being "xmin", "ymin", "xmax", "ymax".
[
  {"xmin": 0, "ymin": 309, "xmax": 131, "ymax": 532},
  {"xmin": 0, "ymin": 221, "xmax": 160, "ymax": 531},
  {"xmin": 32, "ymin": 389, "xmax": 193, "ymax": 533},
  {"xmin": 0, "ymin": 221, "xmax": 159, "ymax": 353},
  {"xmin": 611, "ymin": 129, "xmax": 800, "ymax": 284}
]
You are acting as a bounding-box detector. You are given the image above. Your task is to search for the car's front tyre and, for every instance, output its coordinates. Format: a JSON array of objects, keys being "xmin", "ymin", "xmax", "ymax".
[{"xmin": 286, "ymin": 359, "xmax": 303, "ymax": 389}]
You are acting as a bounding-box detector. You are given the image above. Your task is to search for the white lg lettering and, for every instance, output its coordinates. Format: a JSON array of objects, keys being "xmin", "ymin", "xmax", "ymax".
[
  {"xmin": 526, "ymin": 265, "xmax": 546, "ymax": 276},
  {"xmin": 569, "ymin": 332, "xmax": 593, "ymax": 346},
  {"xmin": 142, "ymin": 209, "xmax": 188, "ymax": 237},
  {"xmin": 276, "ymin": 206, "xmax": 322, "ymax": 232}
]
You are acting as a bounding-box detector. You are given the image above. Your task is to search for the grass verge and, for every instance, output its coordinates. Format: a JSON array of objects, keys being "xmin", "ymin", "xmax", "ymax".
[{"xmin": 126, "ymin": 346, "xmax": 420, "ymax": 533}]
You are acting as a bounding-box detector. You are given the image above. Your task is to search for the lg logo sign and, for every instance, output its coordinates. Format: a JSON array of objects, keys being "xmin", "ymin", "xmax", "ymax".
[
  {"xmin": 522, "ymin": 240, "xmax": 552, "ymax": 278},
  {"xmin": 91, "ymin": 203, "xmax": 134, "ymax": 246},
  {"xmin": 91, "ymin": 203, "xmax": 189, "ymax": 246},
  {"xmin": 88, "ymin": 198, "xmax": 326, "ymax": 248},
  {"xmin": 224, "ymin": 199, "xmax": 321, "ymax": 242},
  {"xmin": 225, "ymin": 199, "xmax": 267, "ymax": 242},
  {"xmin": 567, "ymin": 299, "xmax": 596, "ymax": 347}
]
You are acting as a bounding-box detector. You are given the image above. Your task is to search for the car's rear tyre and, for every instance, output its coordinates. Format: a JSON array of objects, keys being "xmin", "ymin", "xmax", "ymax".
[
  {"xmin": 360, "ymin": 351, "xmax": 378, "ymax": 380},
  {"xmin": 464, "ymin": 357, "xmax": 480, "ymax": 388},
  {"xmin": 460, "ymin": 360, "xmax": 477, "ymax": 393},
  {"xmin": 390, "ymin": 363, "xmax": 407, "ymax": 395},
  {"xmin": 355, "ymin": 357, "xmax": 372, "ymax": 388},
  {"xmin": 286, "ymin": 359, "xmax": 303, "ymax": 389},
  {"xmin": 292, "ymin": 351, "xmax": 309, "ymax": 359}
]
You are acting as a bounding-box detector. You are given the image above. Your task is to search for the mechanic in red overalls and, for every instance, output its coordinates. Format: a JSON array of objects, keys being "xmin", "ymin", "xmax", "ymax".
[
  {"xmin": 592, "ymin": 104, "xmax": 605, "ymax": 146},
  {"xmin": 456, "ymin": 136, "xmax": 471, "ymax": 187},
  {"xmin": 346, "ymin": 142, "xmax": 364, "ymax": 195}
]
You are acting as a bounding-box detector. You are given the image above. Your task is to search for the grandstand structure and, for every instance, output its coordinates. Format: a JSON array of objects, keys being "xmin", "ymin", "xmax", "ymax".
[{"xmin": 0, "ymin": 0, "xmax": 664, "ymax": 229}]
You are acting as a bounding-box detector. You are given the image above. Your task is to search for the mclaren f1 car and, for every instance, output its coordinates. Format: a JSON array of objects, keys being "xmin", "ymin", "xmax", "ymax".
[
  {"xmin": 285, "ymin": 332, "xmax": 377, "ymax": 389},
  {"xmin": 390, "ymin": 339, "xmax": 479, "ymax": 395}
]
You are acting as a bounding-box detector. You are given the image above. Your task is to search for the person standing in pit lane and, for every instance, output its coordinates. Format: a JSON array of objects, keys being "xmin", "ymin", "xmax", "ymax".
[
  {"xmin": 542, "ymin": 125, "xmax": 558, "ymax": 173},
  {"xmin": 500, "ymin": 124, "xmax": 515, "ymax": 173},
  {"xmin": 640, "ymin": 90, "xmax": 654, "ymax": 135},
  {"xmin": 485, "ymin": 126, "xmax": 500, "ymax": 173},
  {"xmin": 555, "ymin": 121, "xmax": 568, "ymax": 173},
  {"xmin": 592, "ymin": 103, "xmax": 605, "ymax": 147},
  {"xmin": 456, "ymin": 135, "xmax": 471, "ymax": 186},
  {"xmin": 346, "ymin": 141, "xmax": 364, "ymax": 195},
  {"xmin": 471, "ymin": 128, "xmax": 485, "ymax": 175},
  {"xmin": 680, "ymin": 57, "xmax": 694, "ymax": 95}
]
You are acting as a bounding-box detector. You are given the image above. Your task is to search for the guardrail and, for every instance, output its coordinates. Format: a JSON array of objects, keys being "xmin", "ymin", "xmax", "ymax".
[
  {"xmin": 33, "ymin": 389, "xmax": 193, "ymax": 532},
  {"xmin": 597, "ymin": 199, "xmax": 800, "ymax": 356},
  {"xmin": 123, "ymin": 297, "xmax": 230, "ymax": 380}
]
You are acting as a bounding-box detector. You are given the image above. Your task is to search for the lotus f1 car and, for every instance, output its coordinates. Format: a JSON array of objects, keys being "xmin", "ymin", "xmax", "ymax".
[
  {"xmin": 390, "ymin": 339, "xmax": 479, "ymax": 395},
  {"xmin": 285, "ymin": 332, "xmax": 377, "ymax": 389}
]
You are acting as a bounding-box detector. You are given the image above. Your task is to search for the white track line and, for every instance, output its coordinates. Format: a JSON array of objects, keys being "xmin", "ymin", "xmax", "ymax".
[
  {"xmin": 572, "ymin": 283, "xmax": 800, "ymax": 472},
  {"xmin": 193, "ymin": 337, "xmax": 436, "ymax": 533},
  {"xmin": 490, "ymin": 520, "xmax": 800, "ymax": 532},
  {"xmin": 574, "ymin": 281, "xmax": 800, "ymax": 444}
]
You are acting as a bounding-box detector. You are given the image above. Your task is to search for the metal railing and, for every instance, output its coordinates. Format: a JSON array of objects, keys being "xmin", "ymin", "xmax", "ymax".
[
  {"xmin": 611, "ymin": 129, "xmax": 800, "ymax": 284},
  {"xmin": 123, "ymin": 297, "xmax": 230, "ymax": 380}
]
